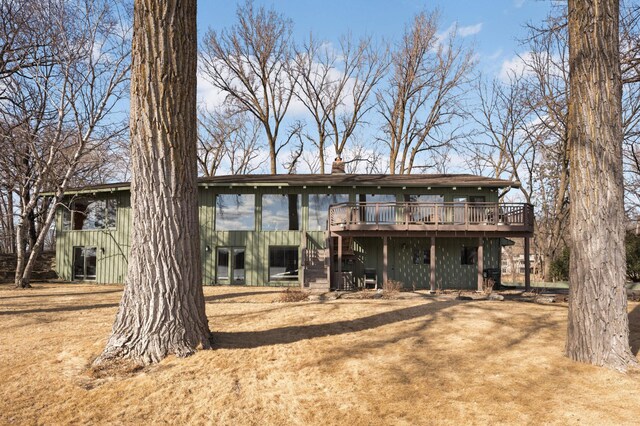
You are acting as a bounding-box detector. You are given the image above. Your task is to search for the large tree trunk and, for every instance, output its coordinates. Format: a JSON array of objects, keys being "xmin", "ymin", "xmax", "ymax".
[
  {"xmin": 565, "ymin": 0, "xmax": 638, "ymax": 371},
  {"xmin": 95, "ymin": 0, "xmax": 211, "ymax": 365}
]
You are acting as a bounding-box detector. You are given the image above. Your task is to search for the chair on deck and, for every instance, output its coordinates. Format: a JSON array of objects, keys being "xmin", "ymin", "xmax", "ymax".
[{"xmin": 364, "ymin": 268, "xmax": 378, "ymax": 290}]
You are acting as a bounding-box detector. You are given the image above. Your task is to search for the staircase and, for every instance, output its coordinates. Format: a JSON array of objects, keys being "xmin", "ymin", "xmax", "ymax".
[
  {"xmin": 332, "ymin": 236, "xmax": 355, "ymax": 256},
  {"xmin": 303, "ymin": 245, "xmax": 330, "ymax": 292}
]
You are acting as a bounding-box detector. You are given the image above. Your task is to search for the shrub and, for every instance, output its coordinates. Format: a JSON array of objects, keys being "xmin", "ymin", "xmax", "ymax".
[
  {"xmin": 626, "ymin": 232, "xmax": 640, "ymax": 282},
  {"xmin": 549, "ymin": 247, "xmax": 570, "ymax": 281},
  {"xmin": 383, "ymin": 279, "xmax": 403, "ymax": 294}
]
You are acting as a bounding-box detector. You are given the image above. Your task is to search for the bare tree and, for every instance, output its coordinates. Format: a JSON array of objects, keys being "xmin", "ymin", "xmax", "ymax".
[
  {"xmin": 620, "ymin": 0, "xmax": 640, "ymax": 84},
  {"xmin": 516, "ymin": 11, "xmax": 572, "ymax": 281},
  {"xmin": 197, "ymin": 106, "xmax": 262, "ymax": 176},
  {"xmin": 377, "ymin": 10, "xmax": 475, "ymax": 174},
  {"xmin": 200, "ymin": 0, "xmax": 297, "ymax": 174},
  {"xmin": 516, "ymin": 4, "xmax": 640, "ymax": 279},
  {"xmin": 95, "ymin": 0, "xmax": 212, "ymax": 366},
  {"xmin": 467, "ymin": 73, "xmax": 537, "ymax": 202},
  {"xmin": 344, "ymin": 139, "xmax": 388, "ymax": 174},
  {"xmin": 294, "ymin": 34, "xmax": 387, "ymax": 173},
  {"xmin": 565, "ymin": 0, "xmax": 638, "ymax": 372},
  {"xmin": 0, "ymin": 0, "xmax": 131, "ymax": 288}
]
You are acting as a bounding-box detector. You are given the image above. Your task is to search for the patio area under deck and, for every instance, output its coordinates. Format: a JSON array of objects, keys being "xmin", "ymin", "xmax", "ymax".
[{"xmin": 328, "ymin": 202, "xmax": 535, "ymax": 292}]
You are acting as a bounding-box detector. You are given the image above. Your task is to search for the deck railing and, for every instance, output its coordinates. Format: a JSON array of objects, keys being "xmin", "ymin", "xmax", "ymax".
[{"xmin": 328, "ymin": 202, "xmax": 534, "ymax": 233}]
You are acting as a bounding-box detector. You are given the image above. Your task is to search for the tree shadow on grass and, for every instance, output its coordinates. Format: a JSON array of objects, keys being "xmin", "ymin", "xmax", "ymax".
[
  {"xmin": 204, "ymin": 291, "xmax": 283, "ymax": 302},
  {"xmin": 0, "ymin": 289, "xmax": 122, "ymax": 300},
  {"xmin": 213, "ymin": 299, "xmax": 462, "ymax": 349},
  {"xmin": 629, "ymin": 303, "xmax": 640, "ymax": 356},
  {"xmin": 0, "ymin": 302, "xmax": 120, "ymax": 316}
]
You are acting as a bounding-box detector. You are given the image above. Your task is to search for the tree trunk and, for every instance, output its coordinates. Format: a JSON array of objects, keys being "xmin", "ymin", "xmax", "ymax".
[
  {"xmin": 269, "ymin": 141, "xmax": 277, "ymax": 174},
  {"xmin": 543, "ymin": 253, "xmax": 553, "ymax": 282},
  {"xmin": 95, "ymin": 0, "xmax": 211, "ymax": 365},
  {"xmin": 565, "ymin": 0, "xmax": 638, "ymax": 371},
  {"xmin": 6, "ymin": 187, "xmax": 15, "ymax": 254},
  {"xmin": 13, "ymin": 218, "xmax": 29, "ymax": 288}
]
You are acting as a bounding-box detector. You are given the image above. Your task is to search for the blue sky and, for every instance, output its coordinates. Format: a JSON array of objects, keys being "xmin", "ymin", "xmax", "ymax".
[{"xmin": 197, "ymin": 0, "xmax": 552, "ymax": 80}]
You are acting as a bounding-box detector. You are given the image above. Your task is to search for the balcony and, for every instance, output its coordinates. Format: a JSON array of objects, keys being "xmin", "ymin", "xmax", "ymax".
[{"xmin": 328, "ymin": 202, "xmax": 534, "ymax": 237}]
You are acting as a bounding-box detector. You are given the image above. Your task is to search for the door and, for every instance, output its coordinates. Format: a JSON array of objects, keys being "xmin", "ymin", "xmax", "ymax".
[
  {"xmin": 232, "ymin": 248, "xmax": 245, "ymax": 284},
  {"xmin": 73, "ymin": 246, "xmax": 97, "ymax": 280},
  {"xmin": 216, "ymin": 247, "xmax": 245, "ymax": 285}
]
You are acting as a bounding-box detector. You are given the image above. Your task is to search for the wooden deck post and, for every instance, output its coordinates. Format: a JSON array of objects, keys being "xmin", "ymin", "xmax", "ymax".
[
  {"xmin": 337, "ymin": 235, "xmax": 342, "ymax": 290},
  {"xmin": 327, "ymin": 233, "xmax": 333, "ymax": 290},
  {"xmin": 301, "ymin": 232, "xmax": 306, "ymax": 289},
  {"xmin": 524, "ymin": 237, "xmax": 531, "ymax": 292},
  {"xmin": 477, "ymin": 237, "xmax": 484, "ymax": 292},
  {"xmin": 383, "ymin": 236, "xmax": 388, "ymax": 286},
  {"xmin": 430, "ymin": 236, "xmax": 436, "ymax": 293}
]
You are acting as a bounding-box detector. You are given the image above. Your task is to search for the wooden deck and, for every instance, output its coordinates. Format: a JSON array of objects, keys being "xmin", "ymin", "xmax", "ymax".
[{"xmin": 328, "ymin": 202, "xmax": 534, "ymax": 237}]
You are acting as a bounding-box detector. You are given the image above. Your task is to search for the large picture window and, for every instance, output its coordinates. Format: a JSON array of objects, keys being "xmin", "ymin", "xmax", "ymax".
[
  {"xmin": 262, "ymin": 194, "xmax": 300, "ymax": 231},
  {"xmin": 215, "ymin": 194, "xmax": 255, "ymax": 230},
  {"xmin": 407, "ymin": 194, "xmax": 444, "ymax": 203},
  {"xmin": 308, "ymin": 194, "xmax": 349, "ymax": 231},
  {"xmin": 63, "ymin": 199, "xmax": 116, "ymax": 231},
  {"xmin": 357, "ymin": 194, "xmax": 396, "ymax": 224},
  {"xmin": 269, "ymin": 246, "xmax": 299, "ymax": 281}
]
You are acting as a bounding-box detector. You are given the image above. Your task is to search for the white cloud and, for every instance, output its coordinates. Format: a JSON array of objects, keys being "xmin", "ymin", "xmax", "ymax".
[
  {"xmin": 513, "ymin": 0, "xmax": 526, "ymax": 8},
  {"xmin": 458, "ymin": 23, "xmax": 483, "ymax": 37},
  {"xmin": 487, "ymin": 49, "xmax": 504, "ymax": 61},
  {"xmin": 498, "ymin": 52, "xmax": 532, "ymax": 82},
  {"xmin": 197, "ymin": 71, "xmax": 227, "ymax": 109}
]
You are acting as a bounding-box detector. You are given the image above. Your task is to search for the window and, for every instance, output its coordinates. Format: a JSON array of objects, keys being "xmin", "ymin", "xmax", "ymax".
[
  {"xmin": 63, "ymin": 199, "xmax": 116, "ymax": 230},
  {"xmin": 358, "ymin": 194, "xmax": 396, "ymax": 203},
  {"xmin": 406, "ymin": 194, "xmax": 444, "ymax": 203},
  {"xmin": 357, "ymin": 194, "xmax": 396, "ymax": 224},
  {"xmin": 215, "ymin": 194, "xmax": 255, "ymax": 230},
  {"xmin": 308, "ymin": 194, "xmax": 349, "ymax": 231},
  {"xmin": 461, "ymin": 246, "xmax": 478, "ymax": 265},
  {"xmin": 413, "ymin": 249, "xmax": 431, "ymax": 264},
  {"xmin": 262, "ymin": 194, "xmax": 300, "ymax": 231},
  {"xmin": 423, "ymin": 249, "xmax": 431, "ymax": 264},
  {"xmin": 269, "ymin": 246, "xmax": 299, "ymax": 281},
  {"xmin": 73, "ymin": 246, "xmax": 97, "ymax": 280},
  {"xmin": 405, "ymin": 195, "xmax": 444, "ymax": 223}
]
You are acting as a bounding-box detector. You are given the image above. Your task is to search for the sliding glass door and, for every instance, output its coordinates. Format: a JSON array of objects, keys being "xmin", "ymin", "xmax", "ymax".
[
  {"xmin": 73, "ymin": 246, "xmax": 97, "ymax": 281},
  {"xmin": 216, "ymin": 247, "xmax": 245, "ymax": 285}
]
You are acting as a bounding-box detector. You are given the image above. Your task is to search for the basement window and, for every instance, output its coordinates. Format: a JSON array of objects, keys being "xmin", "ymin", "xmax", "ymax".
[{"xmin": 461, "ymin": 246, "xmax": 478, "ymax": 265}]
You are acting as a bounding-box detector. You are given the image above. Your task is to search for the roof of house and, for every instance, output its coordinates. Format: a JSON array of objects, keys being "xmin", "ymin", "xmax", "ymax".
[{"xmin": 63, "ymin": 173, "xmax": 520, "ymax": 194}]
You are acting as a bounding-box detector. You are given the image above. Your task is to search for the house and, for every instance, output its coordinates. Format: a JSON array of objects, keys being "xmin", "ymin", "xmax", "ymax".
[{"xmin": 54, "ymin": 172, "xmax": 534, "ymax": 291}]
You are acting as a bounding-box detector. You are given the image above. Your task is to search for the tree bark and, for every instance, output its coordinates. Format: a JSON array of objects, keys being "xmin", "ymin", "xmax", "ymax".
[
  {"xmin": 566, "ymin": 0, "xmax": 638, "ymax": 371},
  {"xmin": 95, "ymin": 0, "xmax": 211, "ymax": 365},
  {"xmin": 13, "ymin": 217, "xmax": 29, "ymax": 288}
]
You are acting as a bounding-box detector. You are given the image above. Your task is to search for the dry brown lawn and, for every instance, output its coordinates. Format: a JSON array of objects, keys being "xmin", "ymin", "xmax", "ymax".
[{"xmin": 1, "ymin": 283, "xmax": 639, "ymax": 425}]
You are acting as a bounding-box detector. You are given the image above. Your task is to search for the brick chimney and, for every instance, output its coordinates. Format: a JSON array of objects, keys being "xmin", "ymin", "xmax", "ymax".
[{"xmin": 331, "ymin": 156, "xmax": 345, "ymax": 174}]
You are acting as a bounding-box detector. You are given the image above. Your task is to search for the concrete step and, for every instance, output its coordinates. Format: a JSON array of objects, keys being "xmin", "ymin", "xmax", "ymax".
[{"xmin": 305, "ymin": 271, "xmax": 327, "ymax": 277}]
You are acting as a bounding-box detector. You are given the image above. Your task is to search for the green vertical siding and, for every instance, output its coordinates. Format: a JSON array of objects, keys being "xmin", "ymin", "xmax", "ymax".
[
  {"xmin": 55, "ymin": 191, "xmax": 131, "ymax": 283},
  {"xmin": 355, "ymin": 236, "xmax": 500, "ymax": 290},
  {"xmin": 55, "ymin": 184, "xmax": 505, "ymax": 288}
]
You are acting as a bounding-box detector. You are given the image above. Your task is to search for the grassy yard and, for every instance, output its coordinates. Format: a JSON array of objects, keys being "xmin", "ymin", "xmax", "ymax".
[{"xmin": 0, "ymin": 283, "xmax": 639, "ymax": 425}]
